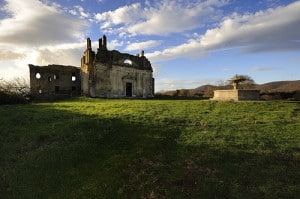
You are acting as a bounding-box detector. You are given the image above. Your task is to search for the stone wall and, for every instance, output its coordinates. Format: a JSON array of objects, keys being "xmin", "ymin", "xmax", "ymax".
[
  {"xmin": 80, "ymin": 39, "xmax": 95, "ymax": 96},
  {"xmin": 237, "ymin": 90, "xmax": 260, "ymax": 101},
  {"xmin": 88, "ymin": 63, "xmax": 153, "ymax": 98},
  {"xmin": 212, "ymin": 89, "xmax": 260, "ymax": 101},
  {"xmin": 29, "ymin": 64, "xmax": 81, "ymax": 100},
  {"xmin": 81, "ymin": 35, "xmax": 154, "ymax": 98}
]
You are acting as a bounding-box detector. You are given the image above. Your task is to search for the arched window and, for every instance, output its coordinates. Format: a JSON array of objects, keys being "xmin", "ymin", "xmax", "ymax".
[{"xmin": 124, "ymin": 59, "xmax": 132, "ymax": 65}]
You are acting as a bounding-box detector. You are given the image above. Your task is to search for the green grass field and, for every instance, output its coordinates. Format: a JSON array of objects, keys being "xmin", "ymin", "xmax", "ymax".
[{"xmin": 0, "ymin": 98, "xmax": 299, "ymax": 198}]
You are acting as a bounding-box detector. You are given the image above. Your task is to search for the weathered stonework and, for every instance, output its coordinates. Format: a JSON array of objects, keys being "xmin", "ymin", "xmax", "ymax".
[
  {"xmin": 81, "ymin": 35, "xmax": 154, "ymax": 98},
  {"xmin": 29, "ymin": 64, "xmax": 81, "ymax": 100},
  {"xmin": 212, "ymin": 89, "xmax": 260, "ymax": 101},
  {"xmin": 29, "ymin": 35, "xmax": 154, "ymax": 100}
]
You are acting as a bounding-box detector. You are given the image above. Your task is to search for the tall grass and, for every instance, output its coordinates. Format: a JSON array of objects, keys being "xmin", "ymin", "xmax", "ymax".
[{"xmin": 0, "ymin": 98, "xmax": 299, "ymax": 198}]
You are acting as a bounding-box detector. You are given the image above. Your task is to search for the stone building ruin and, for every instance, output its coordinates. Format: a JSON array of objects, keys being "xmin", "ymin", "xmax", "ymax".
[
  {"xmin": 81, "ymin": 35, "xmax": 154, "ymax": 98},
  {"xmin": 29, "ymin": 35, "xmax": 154, "ymax": 99},
  {"xmin": 29, "ymin": 64, "xmax": 81, "ymax": 100}
]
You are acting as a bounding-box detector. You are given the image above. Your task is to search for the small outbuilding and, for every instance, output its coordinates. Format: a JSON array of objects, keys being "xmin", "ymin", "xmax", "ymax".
[{"xmin": 212, "ymin": 75, "xmax": 260, "ymax": 101}]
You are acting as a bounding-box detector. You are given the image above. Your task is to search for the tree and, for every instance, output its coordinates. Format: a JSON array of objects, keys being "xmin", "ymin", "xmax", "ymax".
[
  {"xmin": 215, "ymin": 79, "xmax": 229, "ymax": 87},
  {"xmin": 0, "ymin": 77, "xmax": 30, "ymax": 97},
  {"xmin": 227, "ymin": 74, "xmax": 255, "ymax": 89},
  {"xmin": 0, "ymin": 77, "xmax": 30, "ymax": 104}
]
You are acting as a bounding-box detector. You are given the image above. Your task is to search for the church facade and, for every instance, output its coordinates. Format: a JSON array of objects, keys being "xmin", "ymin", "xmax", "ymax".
[
  {"xmin": 29, "ymin": 35, "xmax": 154, "ymax": 99},
  {"xmin": 81, "ymin": 35, "xmax": 154, "ymax": 98}
]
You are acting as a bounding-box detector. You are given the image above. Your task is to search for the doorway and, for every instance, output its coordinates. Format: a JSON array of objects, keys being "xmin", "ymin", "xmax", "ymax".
[{"xmin": 126, "ymin": 82, "xmax": 132, "ymax": 97}]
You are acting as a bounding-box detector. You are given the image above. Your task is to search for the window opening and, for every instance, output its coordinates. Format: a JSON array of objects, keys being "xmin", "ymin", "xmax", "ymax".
[
  {"xmin": 48, "ymin": 76, "xmax": 52, "ymax": 82},
  {"xmin": 124, "ymin": 59, "xmax": 132, "ymax": 65},
  {"xmin": 72, "ymin": 72, "xmax": 76, "ymax": 81},
  {"xmin": 36, "ymin": 73, "xmax": 41, "ymax": 79},
  {"xmin": 54, "ymin": 74, "xmax": 59, "ymax": 80},
  {"xmin": 72, "ymin": 86, "xmax": 76, "ymax": 91}
]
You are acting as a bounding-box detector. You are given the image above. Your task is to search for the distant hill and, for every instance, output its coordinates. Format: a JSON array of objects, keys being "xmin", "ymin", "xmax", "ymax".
[
  {"xmin": 256, "ymin": 80, "xmax": 300, "ymax": 92},
  {"xmin": 157, "ymin": 80, "xmax": 300, "ymax": 100}
]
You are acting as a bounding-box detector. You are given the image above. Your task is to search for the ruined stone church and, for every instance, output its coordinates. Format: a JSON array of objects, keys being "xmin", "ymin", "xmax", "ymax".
[{"xmin": 29, "ymin": 35, "xmax": 154, "ymax": 99}]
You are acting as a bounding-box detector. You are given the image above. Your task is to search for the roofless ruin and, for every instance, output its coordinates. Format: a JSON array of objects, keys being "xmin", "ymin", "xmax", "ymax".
[{"xmin": 29, "ymin": 35, "xmax": 155, "ymax": 100}]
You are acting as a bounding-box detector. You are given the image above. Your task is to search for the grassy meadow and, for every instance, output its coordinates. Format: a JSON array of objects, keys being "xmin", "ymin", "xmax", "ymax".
[{"xmin": 0, "ymin": 98, "xmax": 299, "ymax": 198}]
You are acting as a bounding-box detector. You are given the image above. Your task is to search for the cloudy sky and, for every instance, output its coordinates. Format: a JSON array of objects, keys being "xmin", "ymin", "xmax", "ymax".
[{"xmin": 0, "ymin": 0, "xmax": 299, "ymax": 91}]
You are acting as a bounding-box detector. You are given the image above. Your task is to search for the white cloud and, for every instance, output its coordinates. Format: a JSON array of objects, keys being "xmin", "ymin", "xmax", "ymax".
[
  {"xmin": 0, "ymin": 48, "xmax": 25, "ymax": 61},
  {"xmin": 0, "ymin": 0, "xmax": 89, "ymax": 80},
  {"xmin": 0, "ymin": 36, "xmax": 127, "ymax": 80},
  {"xmin": 0, "ymin": 0, "xmax": 88, "ymax": 46},
  {"xmin": 0, "ymin": 42, "xmax": 86, "ymax": 81},
  {"xmin": 125, "ymin": 40, "xmax": 162, "ymax": 51},
  {"xmin": 146, "ymin": 39, "xmax": 209, "ymax": 62},
  {"xmin": 200, "ymin": 1, "xmax": 300, "ymax": 53},
  {"xmin": 69, "ymin": 9, "xmax": 77, "ymax": 16},
  {"xmin": 146, "ymin": 1, "xmax": 300, "ymax": 62},
  {"xmin": 107, "ymin": 39, "xmax": 124, "ymax": 50},
  {"xmin": 250, "ymin": 66, "xmax": 278, "ymax": 72},
  {"xmin": 94, "ymin": 0, "xmax": 227, "ymax": 36},
  {"xmin": 74, "ymin": 5, "xmax": 90, "ymax": 19},
  {"xmin": 128, "ymin": 0, "xmax": 226, "ymax": 35},
  {"xmin": 0, "ymin": 60, "xmax": 29, "ymax": 80},
  {"xmin": 95, "ymin": 3, "xmax": 142, "ymax": 28}
]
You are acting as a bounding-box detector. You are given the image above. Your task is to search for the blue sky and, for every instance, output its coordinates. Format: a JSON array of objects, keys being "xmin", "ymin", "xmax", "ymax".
[{"xmin": 0, "ymin": 0, "xmax": 299, "ymax": 91}]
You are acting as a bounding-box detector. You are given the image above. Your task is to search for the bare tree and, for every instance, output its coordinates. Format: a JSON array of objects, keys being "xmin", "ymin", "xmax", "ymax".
[
  {"xmin": 215, "ymin": 79, "xmax": 229, "ymax": 86},
  {"xmin": 0, "ymin": 77, "xmax": 30, "ymax": 97},
  {"xmin": 228, "ymin": 74, "xmax": 255, "ymax": 89}
]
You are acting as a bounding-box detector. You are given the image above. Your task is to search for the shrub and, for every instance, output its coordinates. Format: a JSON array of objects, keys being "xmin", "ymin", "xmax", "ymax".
[
  {"xmin": 0, "ymin": 91, "xmax": 27, "ymax": 105},
  {"xmin": 0, "ymin": 77, "xmax": 30, "ymax": 105}
]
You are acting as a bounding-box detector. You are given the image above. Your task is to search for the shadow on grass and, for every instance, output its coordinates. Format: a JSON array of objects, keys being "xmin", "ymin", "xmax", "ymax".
[
  {"xmin": 0, "ymin": 103, "xmax": 299, "ymax": 198},
  {"xmin": 0, "ymin": 104, "xmax": 182, "ymax": 198},
  {"xmin": 153, "ymin": 95, "xmax": 207, "ymax": 100}
]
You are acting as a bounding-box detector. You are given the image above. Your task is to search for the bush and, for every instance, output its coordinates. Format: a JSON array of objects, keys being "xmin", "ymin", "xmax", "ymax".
[
  {"xmin": 0, "ymin": 77, "xmax": 30, "ymax": 105},
  {"xmin": 0, "ymin": 91, "xmax": 28, "ymax": 105}
]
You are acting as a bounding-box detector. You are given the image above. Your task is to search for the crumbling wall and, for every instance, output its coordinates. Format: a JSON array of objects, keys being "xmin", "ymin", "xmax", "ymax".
[
  {"xmin": 81, "ymin": 35, "xmax": 154, "ymax": 98},
  {"xmin": 29, "ymin": 64, "xmax": 81, "ymax": 100},
  {"xmin": 81, "ymin": 37, "xmax": 95, "ymax": 96},
  {"xmin": 90, "ymin": 63, "xmax": 154, "ymax": 98}
]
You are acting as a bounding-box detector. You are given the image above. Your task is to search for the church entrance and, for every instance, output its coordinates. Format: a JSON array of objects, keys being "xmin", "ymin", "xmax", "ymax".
[{"xmin": 126, "ymin": 82, "xmax": 132, "ymax": 97}]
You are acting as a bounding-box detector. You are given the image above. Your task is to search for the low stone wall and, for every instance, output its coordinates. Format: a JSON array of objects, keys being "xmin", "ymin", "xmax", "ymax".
[
  {"xmin": 237, "ymin": 90, "xmax": 260, "ymax": 101},
  {"xmin": 212, "ymin": 90, "xmax": 260, "ymax": 101},
  {"xmin": 212, "ymin": 90, "xmax": 238, "ymax": 101}
]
